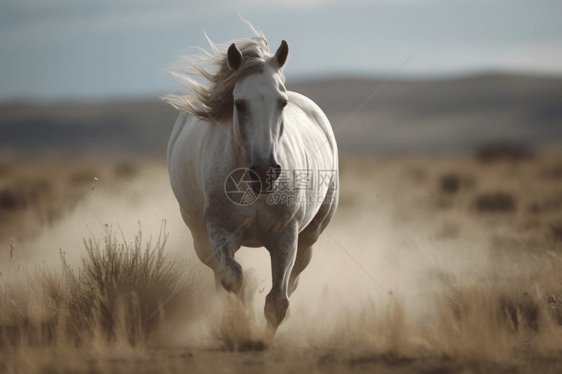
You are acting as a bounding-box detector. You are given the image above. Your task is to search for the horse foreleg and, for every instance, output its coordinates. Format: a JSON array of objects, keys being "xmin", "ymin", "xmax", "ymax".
[
  {"xmin": 204, "ymin": 219, "xmax": 244, "ymax": 297},
  {"xmin": 264, "ymin": 222, "xmax": 298, "ymax": 334}
]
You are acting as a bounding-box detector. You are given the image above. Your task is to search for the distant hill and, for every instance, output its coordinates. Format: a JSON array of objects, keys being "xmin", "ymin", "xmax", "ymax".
[
  {"xmin": 290, "ymin": 74, "xmax": 562, "ymax": 153},
  {"xmin": 0, "ymin": 100, "xmax": 178, "ymax": 158},
  {"xmin": 1, "ymin": 74, "xmax": 561, "ymax": 158}
]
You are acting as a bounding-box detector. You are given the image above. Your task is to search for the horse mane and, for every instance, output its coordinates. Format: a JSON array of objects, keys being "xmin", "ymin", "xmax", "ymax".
[{"xmin": 163, "ymin": 24, "xmax": 285, "ymax": 123}]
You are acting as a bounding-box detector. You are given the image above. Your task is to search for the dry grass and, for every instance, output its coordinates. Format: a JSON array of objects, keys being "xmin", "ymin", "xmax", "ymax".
[
  {"xmin": 268, "ymin": 251, "xmax": 562, "ymax": 373},
  {"xmin": 1, "ymin": 154, "xmax": 562, "ymax": 372},
  {"xmin": 0, "ymin": 224, "xmax": 200, "ymax": 373}
]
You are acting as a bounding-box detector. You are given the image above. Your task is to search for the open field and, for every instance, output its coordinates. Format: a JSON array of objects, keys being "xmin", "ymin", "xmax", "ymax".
[
  {"xmin": 2, "ymin": 151, "xmax": 562, "ymax": 373},
  {"xmin": 2, "ymin": 74, "xmax": 562, "ymax": 157}
]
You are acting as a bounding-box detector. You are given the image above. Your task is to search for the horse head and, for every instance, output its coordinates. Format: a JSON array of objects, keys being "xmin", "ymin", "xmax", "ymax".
[{"xmin": 227, "ymin": 40, "xmax": 289, "ymax": 194}]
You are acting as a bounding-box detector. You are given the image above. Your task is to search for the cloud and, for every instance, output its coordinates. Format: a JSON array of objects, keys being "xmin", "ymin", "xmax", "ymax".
[
  {"xmin": 402, "ymin": 43, "xmax": 562, "ymax": 76},
  {"xmin": 0, "ymin": 1, "xmax": 227, "ymax": 44},
  {"xmin": 1, "ymin": 0, "xmax": 560, "ymax": 99},
  {"xmin": 0, "ymin": 0, "xmax": 435, "ymax": 44}
]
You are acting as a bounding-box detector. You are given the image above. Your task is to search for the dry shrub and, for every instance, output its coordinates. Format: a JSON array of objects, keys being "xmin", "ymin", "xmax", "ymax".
[
  {"xmin": 0, "ymin": 223, "xmax": 198, "ymax": 351},
  {"xmin": 433, "ymin": 251, "xmax": 562, "ymax": 362},
  {"xmin": 542, "ymin": 165, "xmax": 562, "ymax": 180},
  {"xmin": 476, "ymin": 142, "xmax": 535, "ymax": 163},
  {"xmin": 550, "ymin": 223, "xmax": 562, "ymax": 243},
  {"xmin": 318, "ymin": 292, "xmax": 508, "ymax": 363},
  {"xmin": 0, "ymin": 189, "xmax": 25, "ymax": 211},
  {"xmin": 439, "ymin": 172, "xmax": 476, "ymax": 195},
  {"xmin": 440, "ymin": 173, "xmax": 461, "ymax": 194},
  {"xmin": 474, "ymin": 192, "xmax": 517, "ymax": 213},
  {"xmin": 0, "ymin": 178, "xmax": 65, "ymax": 241},
  {"xmin": 445, "ymin": 285, "xmax": 542, "ymax": 334},
  {"xmin": 0, "ymin": 179, "xmax": 52, "ymax": 212},
  {"xmin": 436, "ymin": 281, "xmax": 562, "ymax": 365}
]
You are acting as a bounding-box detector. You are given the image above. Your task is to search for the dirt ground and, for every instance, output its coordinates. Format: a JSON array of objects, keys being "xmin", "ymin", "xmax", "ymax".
[{"xmin": 2, "ymin": 152, "xmax": 562, "ymax": 373}]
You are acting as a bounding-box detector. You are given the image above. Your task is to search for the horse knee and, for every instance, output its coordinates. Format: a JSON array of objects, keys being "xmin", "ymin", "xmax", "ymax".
[
  {"xmin": 264, "ymin": 294, "xmax": 289, "ymax": 328},
  {"xmin": 218, "ymin": 261, "xmax": 243, "ymax": 295}
]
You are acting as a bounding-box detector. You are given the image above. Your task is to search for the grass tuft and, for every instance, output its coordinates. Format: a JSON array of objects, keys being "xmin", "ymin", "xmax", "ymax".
[
  {"xmin": 0, "ymin": 223, "xmax": 197, "ymax": 351},
  {"xmin": 474, "ymin": 192, "xmax": 517, "ymax": 213}
]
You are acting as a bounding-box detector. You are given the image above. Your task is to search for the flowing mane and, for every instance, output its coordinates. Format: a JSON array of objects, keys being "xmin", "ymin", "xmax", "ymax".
[{"xmin": 163, "ymin": 26, "xmax": 285, "ymax": 122}]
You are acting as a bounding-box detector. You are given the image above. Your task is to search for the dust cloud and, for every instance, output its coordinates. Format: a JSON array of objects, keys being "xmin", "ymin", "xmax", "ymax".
[{"xmin": 9, "ymin": 161, "xmax": 493, "ymax": 348}]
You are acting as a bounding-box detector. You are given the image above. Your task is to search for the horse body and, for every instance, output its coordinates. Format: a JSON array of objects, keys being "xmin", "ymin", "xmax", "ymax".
[{"xmin": 166, "ymin": 30, "xmax": 338, "ymax": 336}]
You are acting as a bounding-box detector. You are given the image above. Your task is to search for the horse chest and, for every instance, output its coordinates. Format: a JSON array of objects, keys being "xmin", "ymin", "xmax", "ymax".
[{"xmin": 205, "ymin": 193, "xmax": 301, "ymax": 247}]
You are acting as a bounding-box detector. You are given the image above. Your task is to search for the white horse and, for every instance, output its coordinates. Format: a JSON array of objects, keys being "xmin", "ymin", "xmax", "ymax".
[{"xmin": 165, "ymin": 28, "xmax": 338, "ymax": 337}]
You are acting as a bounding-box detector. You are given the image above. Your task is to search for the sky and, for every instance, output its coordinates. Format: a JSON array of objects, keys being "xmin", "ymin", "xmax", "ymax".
[{"xmin": 0, "ymin": 0, "xmax": 561, "ymax": 101}]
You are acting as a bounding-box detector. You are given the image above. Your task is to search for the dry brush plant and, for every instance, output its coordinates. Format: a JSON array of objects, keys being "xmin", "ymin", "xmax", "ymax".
[
  {"xmin": 281, "ymin": 249, "xmax": 562, "ymax": 370},
  {"xmin": 0, "ymin": 222, "xmax": 199, "ymax": 353}
]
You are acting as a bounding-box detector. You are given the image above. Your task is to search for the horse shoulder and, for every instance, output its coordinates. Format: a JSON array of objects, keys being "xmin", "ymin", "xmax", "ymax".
[
  {"xmin": 286, "ymin": 91, "xmax": 338, "ymax": 171},
  {"xmin": 167, "ymin": 111, "xmax": 192, "ymax": 163}
]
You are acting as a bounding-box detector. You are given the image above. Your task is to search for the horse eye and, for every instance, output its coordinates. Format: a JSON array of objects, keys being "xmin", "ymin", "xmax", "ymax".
[
  {"xmin": 235, "ymin": 100, "xmax": 246, "ymax": 111},
  {"xmin": 281, "ymin": 100, "xmax": 288, "ymax": 109}
]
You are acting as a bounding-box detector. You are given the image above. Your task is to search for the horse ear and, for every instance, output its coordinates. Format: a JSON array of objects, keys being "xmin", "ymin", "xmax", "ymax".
[
  {"xmin": 274, "ymin": 40, "xmax": 289, "ymax": 69},
  {"xmin": 227, "ymin": 43, "xmax": 243, "ymax": 71}
]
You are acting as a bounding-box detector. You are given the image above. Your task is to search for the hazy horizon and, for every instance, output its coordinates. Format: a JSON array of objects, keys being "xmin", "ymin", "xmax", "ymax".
[{"xmin": 0, "ymin": 71, "xmax": 558, "ymax": 105}]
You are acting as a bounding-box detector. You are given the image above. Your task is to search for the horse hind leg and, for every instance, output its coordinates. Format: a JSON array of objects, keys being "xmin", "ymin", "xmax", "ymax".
[
  {"xmin": 288, "ymin": 243, "xmax": 313, "ymax": 296},
  {"xmin": 288, "ymin": 201, "xmax": 333, "ymax": 296}
]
